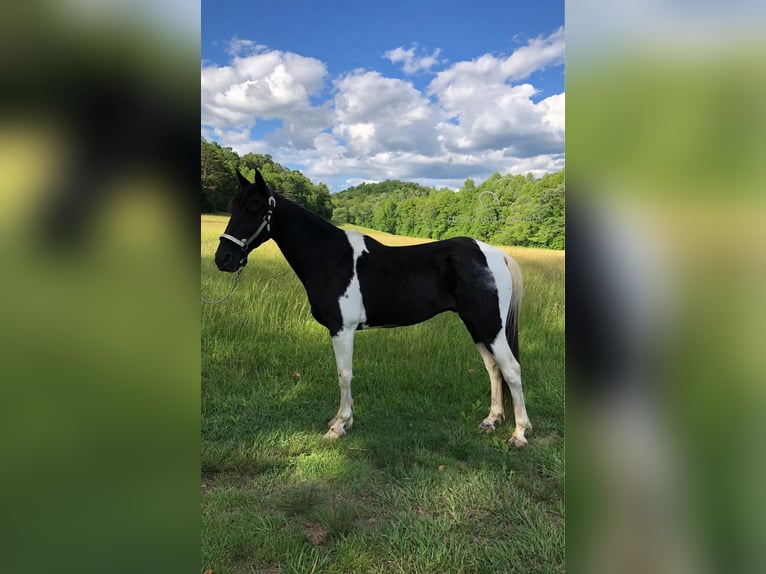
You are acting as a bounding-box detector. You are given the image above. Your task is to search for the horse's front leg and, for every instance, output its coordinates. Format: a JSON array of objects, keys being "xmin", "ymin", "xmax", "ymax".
[{"xmin": 324, "ymin": 328, "xmax": 355, "ymax": 439}]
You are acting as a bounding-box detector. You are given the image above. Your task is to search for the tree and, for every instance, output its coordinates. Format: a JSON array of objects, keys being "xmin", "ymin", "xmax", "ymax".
[
  {"xmin": 201, "ymin": 137, "xmax": 334, "ymax": 219},
  {"xmin": 201, "ymin": 138, "xmax": 238, "ymax": 212},
  {"xmin": 371, "ymin": 199, "xmax": 398, "ymax": 234}
]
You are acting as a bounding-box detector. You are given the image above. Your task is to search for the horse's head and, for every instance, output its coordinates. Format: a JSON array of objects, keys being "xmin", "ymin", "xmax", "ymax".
[{"xmin": 215, "ymin": 169, "xmax": 276, "ymax": 272}]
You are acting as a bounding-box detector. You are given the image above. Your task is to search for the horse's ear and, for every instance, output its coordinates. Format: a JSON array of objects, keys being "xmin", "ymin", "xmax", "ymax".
[
  {"xmin": 253, "ymin": 168, "xmax": 268, "ymax": 191},
  {"xmin": 236, "ymin": 169, "xmax": 251, "ymax": 189}
]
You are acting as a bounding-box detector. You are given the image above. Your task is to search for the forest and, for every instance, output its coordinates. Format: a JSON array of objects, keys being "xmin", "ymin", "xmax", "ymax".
[
  {"xmin": 201, "ymin": 137, "xmax": 334, "ymax": 219},
  {"xmin": 201, "ymin": 137, "xmax": 564, "ymax": 249}
]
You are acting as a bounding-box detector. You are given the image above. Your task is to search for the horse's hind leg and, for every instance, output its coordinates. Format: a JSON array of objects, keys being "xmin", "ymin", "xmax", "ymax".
[
  {"xmin": 476, "ymin": 343, "xmax": 505, "ymax": 431},
  {"xmin": 490, "ymin": 337, "xmax": 532, "ymax": 447},
  {"xmin": 324, "ymin": 328, "xmax": 355, "ymax": 439}
]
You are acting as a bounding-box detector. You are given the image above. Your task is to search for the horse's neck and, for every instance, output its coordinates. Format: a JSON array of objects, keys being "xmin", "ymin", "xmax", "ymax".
[{"xmin": 271, "ymin": 197, "xmax": 346, "ymax": 286}]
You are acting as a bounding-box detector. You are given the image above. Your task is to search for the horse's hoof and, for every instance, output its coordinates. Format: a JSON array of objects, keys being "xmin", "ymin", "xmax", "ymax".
[
  {"xmin": 327, "ymin": 416, "xmax": 353, "ymax": 429},
  {"xmin": 323, "ymin": 427, "xmax": 345, "ymax": 440},
  {"xmin": 507, "ymin": 435, "xmax": 528, "ymax": 448},
  {"xmin": 324, "ymin": 418, "xmax": 349, "ymax": 439},
  {"xmin": 478, "ymin": 420, "xmax": 497, "ymax": 432}
]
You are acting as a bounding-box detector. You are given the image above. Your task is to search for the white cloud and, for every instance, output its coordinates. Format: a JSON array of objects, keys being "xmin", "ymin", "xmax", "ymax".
[
  {"xmin": 384, "ymin": 46, "xmax": 442, "ymax": 74},
  {"xmin": 332, "ymin": 70, "xmax": 441, "ymax": 156},
  {"xmin": 224, "ymin": 37, "xmax": 266, "ymax": 57},
  {"xmin": 429, "ymin": 27, "xmax": 564, "ymax": 95},
  {"xmin": 201, "ymin": 30, "xmax": 564, "ymax": 190},
  {"xmin": 201, "ymin": 49, "xmax": 329, "ymax": 147},
  {"xmin": 501, "ymin": 26, "xmax": 565, "ymax": 80},
  {"xmin": 539, "ymin": 92, "xmax": 565, "ymax": 135},
  {"xmin": 427, "ymin": 29, "xmax": 565, "ymax": 157}
]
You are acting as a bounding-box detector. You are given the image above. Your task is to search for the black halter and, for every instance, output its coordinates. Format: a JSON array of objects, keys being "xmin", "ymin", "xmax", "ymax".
[{"xmin": 219, "ymin": 192, "xmax": 276, "ymax": 265}]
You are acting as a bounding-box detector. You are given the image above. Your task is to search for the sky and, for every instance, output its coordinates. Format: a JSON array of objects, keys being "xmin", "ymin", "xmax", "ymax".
[{"xmin": 202, "ymin": 0, "xmax": 564, "ymax": 192}]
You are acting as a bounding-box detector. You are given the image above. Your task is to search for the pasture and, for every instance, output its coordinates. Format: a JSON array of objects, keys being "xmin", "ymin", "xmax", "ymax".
[{"xmin": 202, "ymin": 215, "xmax": 564, "ymax": 573}]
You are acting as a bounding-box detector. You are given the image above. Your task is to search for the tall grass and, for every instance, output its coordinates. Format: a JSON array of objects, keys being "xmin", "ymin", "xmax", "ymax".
[{"xmin": 202, "ymin": 215, "xmax": 564, "ymax": 573}]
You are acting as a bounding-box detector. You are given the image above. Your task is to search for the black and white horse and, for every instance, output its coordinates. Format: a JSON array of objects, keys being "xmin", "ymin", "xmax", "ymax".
[{"xmin": 215, "ymin": 170, "xmax": 532, "ymax": 447}]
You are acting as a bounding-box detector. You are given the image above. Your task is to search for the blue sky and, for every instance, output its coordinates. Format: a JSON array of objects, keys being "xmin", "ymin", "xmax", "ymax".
[{"xmin": 202, "ymin": 1, "xmax": 564, "ymax": 191}]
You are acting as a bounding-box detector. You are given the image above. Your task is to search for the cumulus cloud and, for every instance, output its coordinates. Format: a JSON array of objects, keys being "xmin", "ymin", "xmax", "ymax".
[
  {"xmin": 201, "ymin": 49, "xmax": 329, "ymax": 147},
  {"xmin": 384, "ymin": 45, "xmax": 443, "ymax": 74},
  {"xmin": 201, "ymin": 29, "xmax": 564, "ymax": 189},
  {"xmin": 502, "ymin": 26, "xmax": 565, "ymax": 80},
  {"xmin": 332, "ymin": 70, "xmax": 441, "ymax": 156},
  {"xmin": 428, "ymin": 28, "xmax": 565, "ymax": 157}
]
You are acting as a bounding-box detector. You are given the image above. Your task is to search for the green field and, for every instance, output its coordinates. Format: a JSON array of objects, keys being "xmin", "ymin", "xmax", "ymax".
[{"xmin": 202, "ymin": 215, "xmax": 564, "ymax": 573}]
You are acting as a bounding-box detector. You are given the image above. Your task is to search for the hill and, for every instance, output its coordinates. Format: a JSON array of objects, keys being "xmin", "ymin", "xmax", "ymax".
[{"xmin": 331, "ymin": 170, "xmax": 564, "ymax": 249}]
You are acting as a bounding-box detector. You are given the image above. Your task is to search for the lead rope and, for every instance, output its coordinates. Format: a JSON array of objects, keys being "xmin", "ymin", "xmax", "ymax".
[{"xmin": 201, "ymin": 266, "xmax": 244, "ymax": 305}]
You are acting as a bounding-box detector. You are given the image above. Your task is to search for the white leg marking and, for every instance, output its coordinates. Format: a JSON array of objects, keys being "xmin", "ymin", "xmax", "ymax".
[
  {"xmin": 325, "ymin": 328, "xmax": 355, "ymax": 440},
  {"xmin": 476, "ymin": 343, "xmax": 505, "ymax": 431},
  {"xmin": 324, "ymin": 232, "xmax": 369, "ymax": 440},
  {"xmin": 475, "ymin": 242, "xmax": 530, "ymax": 446},
  {"xmin": 490, "ymin": 331, "xmax": 532, "ymax": 447}
]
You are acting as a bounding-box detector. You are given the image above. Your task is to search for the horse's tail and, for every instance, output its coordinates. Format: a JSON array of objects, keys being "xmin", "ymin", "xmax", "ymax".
[{"xmin": 504, "ymin": 254, "xmax": 523, "ymax": 363}]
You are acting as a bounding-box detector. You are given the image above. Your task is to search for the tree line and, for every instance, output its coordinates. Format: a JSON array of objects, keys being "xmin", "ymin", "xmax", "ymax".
[
  {"xmin": 331, "ymin": 171, "xmax": 564, "ymax": 249},
  {"xmin": 201, "ymin": 137, "xmax": 333, "ymax": 219},
  {"xmin": 201, "ymin": 137, "xmax": 564, "ymax": 249}
]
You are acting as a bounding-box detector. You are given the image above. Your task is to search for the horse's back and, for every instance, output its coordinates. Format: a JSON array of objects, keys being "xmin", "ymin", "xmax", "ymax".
[{"xmin": 355, "ymin": 235, "xmax": 494, "ymax": 328}]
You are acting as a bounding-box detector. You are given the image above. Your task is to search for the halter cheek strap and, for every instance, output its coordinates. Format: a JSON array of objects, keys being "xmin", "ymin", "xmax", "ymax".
[{"xmin": 220, "ymin": 194, "xmax": 276, "ymax": 252}]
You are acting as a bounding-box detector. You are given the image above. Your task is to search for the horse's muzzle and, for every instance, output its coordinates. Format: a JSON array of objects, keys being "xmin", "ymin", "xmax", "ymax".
[{"xmin": 215, "ymin": 249, "xmax": 245, "ymax": 272}]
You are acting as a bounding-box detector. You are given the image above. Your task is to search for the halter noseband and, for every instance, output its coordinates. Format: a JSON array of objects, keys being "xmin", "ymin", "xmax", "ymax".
[{"xmin": 219, "ymin": 193, "xmax": 276, "ymax": 260}]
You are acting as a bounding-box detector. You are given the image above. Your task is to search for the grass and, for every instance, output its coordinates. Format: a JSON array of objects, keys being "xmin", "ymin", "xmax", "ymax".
[{"xmin": 201, "ymin": 215, "xmax": 564, "ymax": 573}]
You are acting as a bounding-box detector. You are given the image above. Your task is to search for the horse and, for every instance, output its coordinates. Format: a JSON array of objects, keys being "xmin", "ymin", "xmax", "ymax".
[{"xmin": 214, "ymin": 169, "xmax": 532, "ymax": 447}]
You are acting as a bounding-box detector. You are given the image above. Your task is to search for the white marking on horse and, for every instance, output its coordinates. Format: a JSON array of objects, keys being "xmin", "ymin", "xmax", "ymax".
[
  {"xmin": 476, "ymin": 241, "xmax": 512, "ymax": 331},
  {"xmin": 338, "ymin": 231, "xmax": 368, "ymax": 330},
  {"xmin": 475, "ymin": 241, "xmax": 531, "ymax": 446},
  {"xmin": 326, "ymin": 327, "xmax": 355, "ymax": 439},
  {"xmin": 476, "ymin": 342, "xmax": 505, "ymax": 430},
  {"xmin": 325, "ymin": 231, "xmax": 368, "ymax": 439},
  {"xmin": 488, "ymin": 327, "xmax": 531, "ymax": 446}
]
